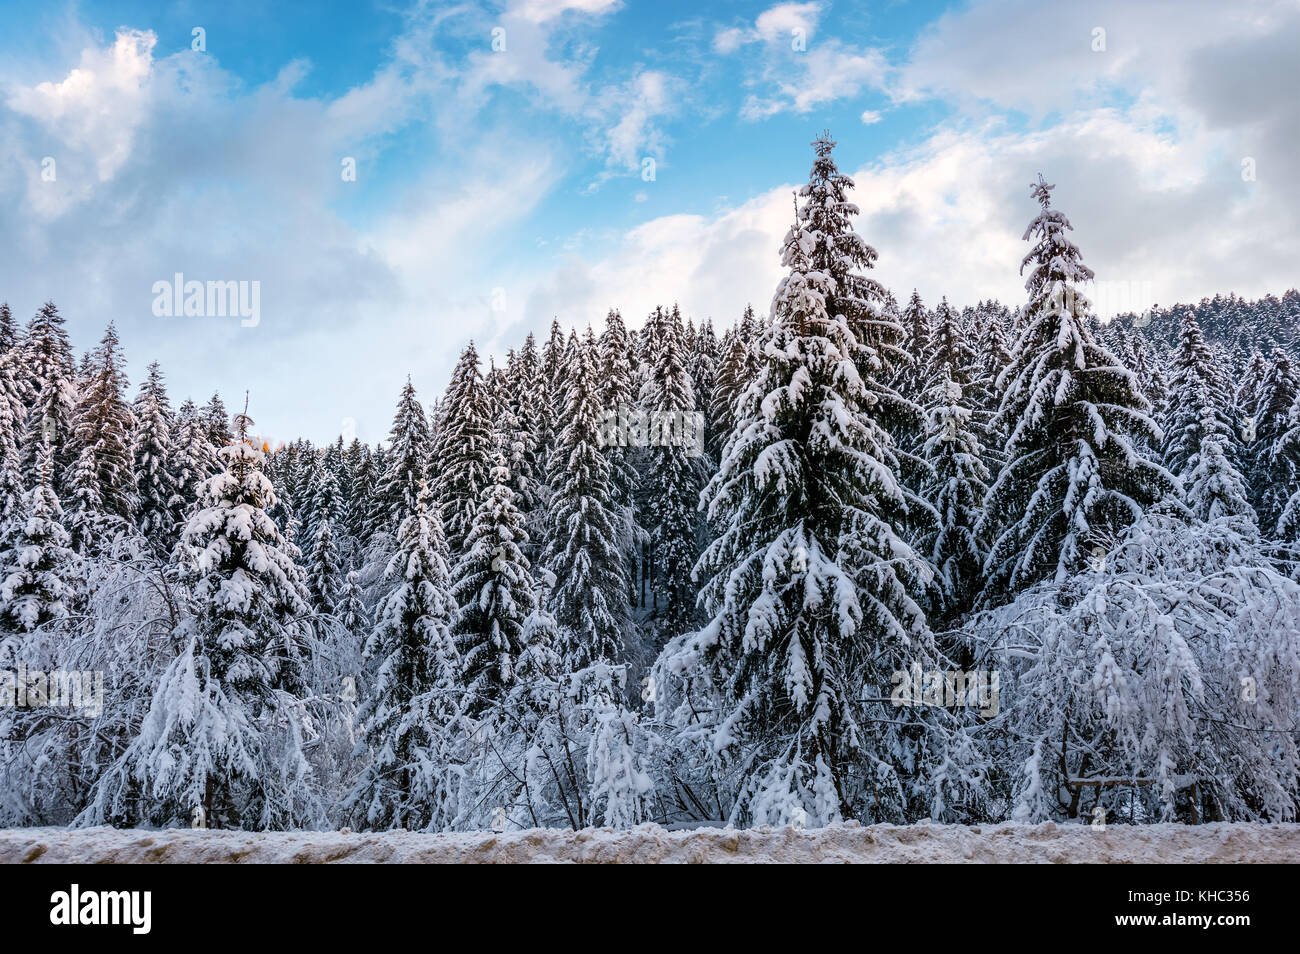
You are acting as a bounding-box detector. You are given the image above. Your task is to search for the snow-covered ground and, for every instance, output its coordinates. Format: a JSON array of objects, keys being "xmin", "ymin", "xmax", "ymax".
[{"xmin": 3, "ymin": 822, "xmax": 1298, "ymax": 863}]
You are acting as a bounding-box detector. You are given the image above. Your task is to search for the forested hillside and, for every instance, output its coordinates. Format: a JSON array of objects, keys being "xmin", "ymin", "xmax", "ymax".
[{"xmin": 2, "ymin": 134, "xmax": 1298, "ymax": 832}]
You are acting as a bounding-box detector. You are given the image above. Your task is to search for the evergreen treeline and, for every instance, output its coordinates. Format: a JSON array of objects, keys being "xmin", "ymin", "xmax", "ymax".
[{"xmin": 2, "ymin": 134, "xmax": 1299, "ymax": 830}]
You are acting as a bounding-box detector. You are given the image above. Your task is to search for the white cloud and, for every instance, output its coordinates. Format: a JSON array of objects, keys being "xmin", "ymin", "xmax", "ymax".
[
  {"xmin": 525, "ymin": 98, "xmax": 1299, "ymax": 338},
  {"xmin": 713, "ymin": 2, "xmax": 888, "ymax": 120},
  {"xmin": 5, "ymin": 29, "xmax": 155, "ymax": 215},
  {"xmin": 860, "ymin": 109, "xmax": 882, "ymax": 125},
  {"xmin": 509, "ymin": 0, "xmax": 622, "ymax": 24},
  {"xmin": 714, "ymin": 2, "xmax": 823, "ymax": 52},
  {"xmin": 740, "ymin": 45, "xmax": 889, "ymax": 119}
]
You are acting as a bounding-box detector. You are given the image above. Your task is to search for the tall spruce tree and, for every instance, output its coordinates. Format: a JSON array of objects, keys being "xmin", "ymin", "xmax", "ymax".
[
  {"xmin": 921, "ymin": 372, "xmax": 990, "ymax": 628},
  {"xmin": 682, "ymin": 149, "xmax": 932, "ymax": 826},
  {"xmin": 346, "ymin": 479, "xmax": 461, "ymax": 830},
  {"xmin": 0, "ymin": 439, "xmax": 75, "ymax": 635},
  {"xmin": 70, "ymin": 324, "xmax": 136, "ymax": 525},
  {"xmin": 637, "ymin": 306, "xmax": 702, "ymax": 637},
  {"xmin": 18, "ymin": 302, "xmax": 77, "ymax": 491},
  {"xmin": 132, "ymin": 362, "xmax": 180, "ymax": 549},
  {"xmin": 1248, "ymin": 348, "xmax": 1299, "ymax": 531},
  {"xmin": 80, "ymin": 407, "xmax": 320, "ymax": 830},
  {"xmin": 434, "ymin": 343, "xmax": 494, "ymax": 560},
  {"xmin": 202, "ymin": 393, "xmax": 231, "ymax": 450},
  {"xmin": 543, "ymin": 332, "xmax": 629, "ymax": 670},
  {"xmin": 1161, "ymin": 310, "xmax": 1237, "ymax": 479},
  {"xmin": 377, "ymin": 379, "xmax": 431, "ymax": 536},
  {"xmin": 981, "ymin": 176, "xmax": 1175, "ymax": 595},
  {"xmin": 452, "ymin": 454, "xmax": 535, "ymax": 714}
]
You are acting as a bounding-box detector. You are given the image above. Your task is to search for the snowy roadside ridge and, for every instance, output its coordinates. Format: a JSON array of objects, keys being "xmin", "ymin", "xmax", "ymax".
[{"xmin": 4, "ymin": 822, "xmax": 1298, "ymax": 864}]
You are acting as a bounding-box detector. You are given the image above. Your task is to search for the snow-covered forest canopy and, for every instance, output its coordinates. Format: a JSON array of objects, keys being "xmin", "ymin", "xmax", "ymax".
[{"xmin": 2, "ymin": 134, "xmax": 1299, "ymax": 832}]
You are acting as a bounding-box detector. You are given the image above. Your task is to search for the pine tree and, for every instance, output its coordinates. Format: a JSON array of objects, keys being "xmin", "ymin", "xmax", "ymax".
[
  {"xmin": 0, "ymin": 348, "xmax": 28, "ymax": 522},
  {"xmin": 504, "ymin": 334, "xmax": 546, "ymax": 533},
  {"xmin": 637, "ymin": 308, "xmax": 702, "ymax": 637},
  {"xmin": 679, "ymin": 159, "xmax": 932, "ymax": 826},
  {"xmin": 690, "ymin": 319, "xmax": 720, "ymax": 457},
  {"xmin": 708, "ymin": 309, "xmax": 759, "ymax": 463},
  {"xmin": 0, "ymin": 303, "xmax": 18, "ymax": 354},
  {"xmin": 132, "ymin": 362, "xmax": 181, "ymax": 550},
  {"xmin": 1186, "ymin": 428, "xmax": 1255, "ymax": 525},
  {"xmin": 181, "ymin": 406, "xmax": 313, "ymax": 694},
  {"xmin": 346, "ymin": 480, "xmax": 461, "ymax": 830},
  {"xmin": 306, "ymin": 518, "xmax": 343, "ymax": 615},
  {"xmin": 70, "ymin": 324, "xmax": 136, "ymax": 525},
  {"xmin": 18, "ymin": 302, "xmax": 77, "ymax": 491},
  {"xmin": 0, "ymin": 439, "xmax": 75, "ymax": 634},
  {"xmin": 922, "ymin": 373, "xmax": 990, "ymax": 627},
  {"xmin": 544, "ymin": 333, "xmax": 629, "ymax": 670},
  {"xmin": 375, "ymin": 378, "xmax": 431, "ymax": 539},
  {"xmin": 1248, "ymin": 347, "xmax": 1299, "ymax": 531},
  {"xmin": 1162, "ymin": 310, "xmax": 1237, "ymax": 478},
  {"xmin": 434, "ymin": 343, "xmax": 494, "ymax": 560},
  {"xmin": 172, "ymin": 399, "xmax": 220, "ymax": 527},
  {"xmin": 202, "ymin": 393, "xmax": 232, "ymax": 449},
  {"xmin": 452, "ymin": 454, "xmax": 535, "ymax": 714},
  {"xmin": 80, "ymin": 409, "xmax": 321, "ymax": 830},
  {"xmin": 981, "ymin": 176, "xmax": 1176, "ymax": 595},
  {"xmin": 895, "ymin": 289, "xmax": 935, "ymax": 409},
  {"xmin": 1235, "ymin": 351, "xmax": 1269, "ymax": 417},
  {"xmin": 304, "ymin": 456, "xmax": 344, "ymax": 547},
  {"xmin": 337, "ymin": 569, "xmax": 367, "ymax": 638}
]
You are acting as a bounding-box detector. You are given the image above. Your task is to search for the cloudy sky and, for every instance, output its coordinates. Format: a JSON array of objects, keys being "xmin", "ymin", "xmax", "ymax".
[{"xmin": 1, "ymin": 0, "xmax": 1296, "ymax": 443}]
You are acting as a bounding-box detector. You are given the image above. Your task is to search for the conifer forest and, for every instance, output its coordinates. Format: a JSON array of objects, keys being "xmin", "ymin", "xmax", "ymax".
[{"xmin": 3, "ymin": 135, "xmax": 1299, "ymax": 835}]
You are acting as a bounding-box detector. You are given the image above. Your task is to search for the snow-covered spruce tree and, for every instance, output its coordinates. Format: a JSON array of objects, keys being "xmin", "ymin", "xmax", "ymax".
[
  {"xmin": 347, "ymin": 446, "xmax": 387, "ymax": 550},
  {"xmin": 793, "ymin": 135, "xmax": 929, "ymax": 542},
  {"xmin": 17, "ymin": 302, "xmax": 78, "ymax": 492},
  {"xmin": 70, "ymin": 324, "xmax": 136, "ymax": 527},
  {"xmin": 66, "ymin": 443, "xmax": 119, "ymax": 555},
  {"xmin": 376, "ymin": 378, "xmax": 431, "ymax": 537},
  {"xmin": 690, "ymin": 318, "xmax": 720, "ymax": 464},
  {"xmin": 172, "ymin": 399, "xmax": 220, "ymax": 521},
  {"xmin": 892, "ymin": 289, "xmax": 935, "ymax": 421},
  {"xmin": 0, "ymin": 439, "xmax": 75, "ymax": 636},
  {"xmin": 981, "ymin": 514, "xmax": 1300, "ymax": 823},
  {"xmin": 1186, "ymin": 429, "xmax": 1256, "ymax": 526},
  {"xmin": 539, "ymin": 319, "xmax": 569, "ymax": 484},
  {"xmin": 132, "ymin": 361, "xmax": 181, "ymax": 551},
  {"xmin": 1272, "ymin": 390, "xmax": 1300, "ymax": 554},
  {"xmin": 636, "ymin": 307, "xmax": 703, "ymax": 639},
  {"xmin": 451, "ymin": 454, "xmax": 534, "ymax": 715},
  {"xmin": 1161, "ymin": 309, "xmax": 1238, "ymax": 479},
  {"xmin": 543, "ymin": 331, "xmax": 629, "ymax": 670},
  {"xmin": 202, "ymin": 392, "xmax": 232, "ymax": 450},
  {"xmin": 434, "ymin": 342, "xmax": 494, "ymax": 561},
  {"xmin": 596, "ymin": 309, "xmax": 640, "ymax": 602},
  {"xmin": 921, "ymin": 372, "xmax": 991, "ymax": 630},
  {"xmin": 306, "ymin": 517, "xmax": 342, "ymax": 615},
  {"xmin": 1248, "ymin": 347, "xmax": 1299, "ymax": 532},
  {"xmin": 346, "ymin": 479, "xmax": 462, "ymax": 831},
  {"xmin": 304, "ymin": 456, "xmax": 344, "ymax": 550},
  {"xmin": 0, "ymin": 351, "xmax": 29, "ymax": 524},
  {"xmin": 708, "ymin": 307, "xmax": 761, "ymax": 464},
  {"xmin": 336, "ymin": 570, "xmax": 367, "ymax": 643},
  {"xmin": 503, "ymin": 335, "xmax": 546, "ymax": 534},
  {"xmin": 661, "ymin": 181, "xmax": 950, "ymax": 827},
  {"xmin": 1235, "ymin": 351, "xmax": 1269, "ymax": 419},
  {"xmin": 79, "ymin": 408, "xmax": 322, "ymax": 829},
  {"xmin": 0, "ymin": 303, "xmax": 16, "ymax": 355},
  {"xmin": 980, "ymin": 176, "xmax": 1177, "ymax": 598}
]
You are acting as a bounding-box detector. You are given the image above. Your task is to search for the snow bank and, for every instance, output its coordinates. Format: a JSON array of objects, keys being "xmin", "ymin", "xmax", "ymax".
[{"xmin": 3, "ymin": 822, "xmax": 1298, "ymax": 863}]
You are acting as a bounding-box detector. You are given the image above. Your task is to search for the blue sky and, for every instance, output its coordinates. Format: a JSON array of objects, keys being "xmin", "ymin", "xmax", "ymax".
[{"xmin": 1, "ymin": 0, "xmax": 1296, "ymax": 443}]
